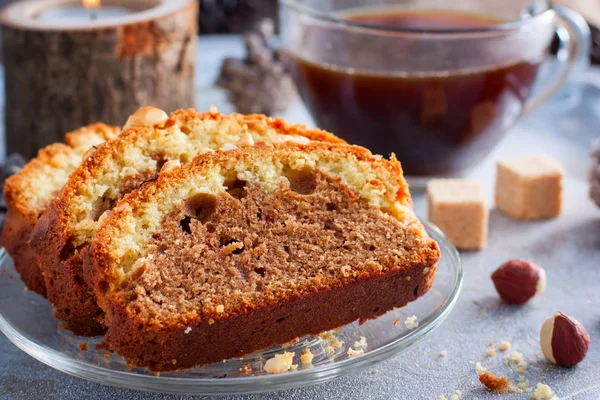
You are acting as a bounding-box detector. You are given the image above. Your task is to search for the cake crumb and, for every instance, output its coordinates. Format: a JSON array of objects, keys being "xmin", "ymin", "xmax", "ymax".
[
  {"xmin": 394, "ymin": 319, "xmax": 401, "ymax": 326},
  {"xmin": 325, "ymin": 345, "xmax": 335, "ymax": 356},
  {"xmin": 488, "ymin": 341, "xmax": 494, "ymax": 347},
  {"xmin": 353, "ymin": 336, "xmax": 368, "ymax": 351},
  {"xmin": 184, "ymin": 326, "xmax": 192, "ymax": 334},
  {"xmin": 532, "ymin": 383, "xmax": 557, "ymax": 400},
  {"xmin": 208, "ymin": 318, "xmax": 215, "ymax": 325},
  {"xmin": 473, "ymin": 361, "xmax": 486, "ymax": 373},
  {"xmin": 438, "ymin": 396, "xmax": 448, "ymax": 400},
  {"xmin": 347, "ymin": 348, "xmax": 364, "ymax": 358},
  {"xmin": 500, "ymin": 340, "xmax": 511, "ymax": 351},
  {"xmin": 79, "ymin": 342, "xmax": 88, "ymax": 351},
  {"xmin": 239, "ymin": 365, "xmax": 252, "ymax": 375},
  {"xmin": 479, "ymin": 371, "xmax": 510, "ymax": 393},
  {"xmin": 450, "ymin": 395, "xmax": 460, "ymax": 400},
  {"xmin": 487, "ymin": 348, "xmax": 497, "ymax": 357},
  {"xmin": 216, "ymin": 304, "xmax": 224, "ymax": 313},
  {"xmin": 440, "ymin": 350, "xmax": 448, "ymax": 358},
  {"xmin": 320, "ymin": 332, "xmax": 333, "ymax": 340},
  {"xmin": 455, "ymin": 390, "xmax": 462, "ymax": 396},
  {"xmin": 510, "ymin": 351, "xmax": 527, "ymax": 368},
  {"xmin": 330, "ymin": 337, "xmax": 344, "ymax": 349},
  {"xmin": 300, "ymin": 349, "xmax": 314, "ymax": 365},
  {"xmin": 126, "ymin": 363, "xmax": 132, "ymax": 369},
  {"xmin": 103, "ymin": 352, "xmax": 111, "ymax": 358},
  {"xmin": 404, "ymin": 315, "xmax": 419, "ymax": 329},
  {"xmin": 171, "ymin": 359, "xmax": 177, "ymax": 365},
  {"xmin": 263, "ymin": 352, "xmax": 294, "ymax": 374}
]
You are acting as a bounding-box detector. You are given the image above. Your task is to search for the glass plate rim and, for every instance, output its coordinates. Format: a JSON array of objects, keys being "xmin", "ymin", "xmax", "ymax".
[{"xmin": 0, "ymin": 221, "xmax": 463, "ymax": 395}]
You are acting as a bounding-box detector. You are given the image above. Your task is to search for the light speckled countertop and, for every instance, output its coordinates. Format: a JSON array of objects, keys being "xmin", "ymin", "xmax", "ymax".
[{"xmin": 1, "ymin": 36, "xmax": 600, "ymax": 400}]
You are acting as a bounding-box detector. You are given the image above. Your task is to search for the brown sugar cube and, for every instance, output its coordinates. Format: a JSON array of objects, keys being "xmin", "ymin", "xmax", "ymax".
[
  {"xmin": 495, "ymin": 154, "xmax": 564, "ymax": 220},
  {"xmin": 427, "ymin": 179, "xmax": 488, "ymax": 250}
]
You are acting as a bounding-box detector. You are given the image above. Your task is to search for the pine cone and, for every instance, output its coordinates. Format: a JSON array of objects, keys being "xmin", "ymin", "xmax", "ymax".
[
  {"xmin": 216, "ymin": 18, "xmax": 296, "ymax": 116},
  {"xmin": 590, "ymin": 138, "xmax": 600, "ymax": 207}
]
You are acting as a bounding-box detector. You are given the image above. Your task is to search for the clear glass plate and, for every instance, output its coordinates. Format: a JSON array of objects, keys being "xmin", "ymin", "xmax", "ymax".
[{"xmin": 0, "ymin": 222, "xmax": 462, "ymax": 395}]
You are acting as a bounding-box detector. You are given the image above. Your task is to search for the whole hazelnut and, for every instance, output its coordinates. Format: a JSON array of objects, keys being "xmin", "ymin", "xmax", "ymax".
[
  {"xmin": 491, "ymin": 259, "xmax": 546, "ymax": 304},
  {"xmin": 540, "ymin": 312, "xmax": 590, "ymax": 367}
]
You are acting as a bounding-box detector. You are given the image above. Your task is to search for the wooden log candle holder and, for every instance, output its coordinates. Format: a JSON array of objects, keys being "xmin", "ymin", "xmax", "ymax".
[{"xmin": 0, "ymin": 0, "xmax": 197, "ymax": 159}]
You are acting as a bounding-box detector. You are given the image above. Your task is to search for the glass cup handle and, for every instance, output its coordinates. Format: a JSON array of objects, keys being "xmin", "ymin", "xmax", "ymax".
[{"xmin": 524, "ymin": 7, "xmax": 591, "ymax": 113}]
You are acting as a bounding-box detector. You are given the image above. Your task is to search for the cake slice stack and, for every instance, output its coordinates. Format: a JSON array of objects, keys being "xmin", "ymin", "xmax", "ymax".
[
  {"xmin": 3, "ymin": 107, "xmax": 440, "ymax": 371},
  {"xmin": 31, "ymin": 107, "xmax": 345, "ymax": 335}
]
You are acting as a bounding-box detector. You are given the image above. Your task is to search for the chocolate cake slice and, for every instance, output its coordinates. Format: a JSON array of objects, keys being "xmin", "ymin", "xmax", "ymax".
[
  {"xmin": 31, "ymin": 107, "xmax": 344, "ymax": 335},
  {"xmin": 88, "ymin": 142, "xmax": 440, "ymax": 371}
]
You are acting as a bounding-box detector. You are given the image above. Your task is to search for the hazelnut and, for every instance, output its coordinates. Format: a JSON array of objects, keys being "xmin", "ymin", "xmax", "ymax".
[
  {"xmin": 123, "ymin": 106, "xmax": 168, "ymax": 130},
  {"xmin": 540, "ymin": 312, "xmax": 590, "ymax": 367},
  {"xmin": 491, "ymin": 259, "xmax": 546, "ymax": 304}
]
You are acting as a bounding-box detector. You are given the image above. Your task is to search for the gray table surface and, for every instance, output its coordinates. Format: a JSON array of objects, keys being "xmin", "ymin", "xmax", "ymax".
[{"xmin": 1, "ymin": 36, "xmax": 600, "ymax": 400}]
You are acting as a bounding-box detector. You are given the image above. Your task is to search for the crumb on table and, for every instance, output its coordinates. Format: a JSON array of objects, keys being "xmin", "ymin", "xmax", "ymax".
[
  {"xmin": 79, "ymin": 341, "xmax": 88, "ymax": 351},
  {"xmin": 479, "ymin": 371, "xmax": 510, "ymax": 393},
  {"xmin": 532, "ymin": 383, "xmax": 557, "ymax": 400},
  {"xmin": 500, "ymin": 340, "xmax": 511, "ymax": 351}
]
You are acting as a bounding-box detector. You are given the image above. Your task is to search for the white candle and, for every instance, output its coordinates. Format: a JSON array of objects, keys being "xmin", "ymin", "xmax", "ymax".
[{"xmin": 38, "ymin": 5, "xmax": 133, "ymax": 25}]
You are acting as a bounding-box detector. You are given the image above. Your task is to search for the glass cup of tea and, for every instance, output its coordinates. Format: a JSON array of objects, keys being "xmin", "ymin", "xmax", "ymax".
[{"xmin": 279, "ymin": 0, "xmax": 590, "ymax": 180}]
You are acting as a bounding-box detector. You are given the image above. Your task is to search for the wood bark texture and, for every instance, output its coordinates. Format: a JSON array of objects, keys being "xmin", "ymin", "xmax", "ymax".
[{"xmin": 1, "ymin": 1, "xmax": 197, "ymax": 158}]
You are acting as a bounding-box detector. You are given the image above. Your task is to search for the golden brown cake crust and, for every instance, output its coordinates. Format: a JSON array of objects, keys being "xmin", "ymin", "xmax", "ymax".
[
  {"xmin": 87, "ymin": 142, "xmax": 436, "ymax": 370},
  {"xmin": 1, "ymin": 124, "xmax": 118, "ymax": 296},
  {"xmin": 31, "ymin": 109, "xmax": 345, "ymax": 336}
]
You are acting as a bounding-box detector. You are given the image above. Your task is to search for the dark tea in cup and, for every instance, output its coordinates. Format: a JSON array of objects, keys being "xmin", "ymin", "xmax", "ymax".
[{"xmin": 281, "ymin": 0, "xmax": 587, "ymax": 177}]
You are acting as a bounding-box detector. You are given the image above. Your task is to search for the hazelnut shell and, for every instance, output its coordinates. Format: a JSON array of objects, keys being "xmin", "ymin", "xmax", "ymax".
[
  {"xmin": 491, "ymin": 259, "xmax": 546, "ymax": 304},
  {"xmin": 540, "ymin": 312, "xmax": 590, "ymax": 367}
]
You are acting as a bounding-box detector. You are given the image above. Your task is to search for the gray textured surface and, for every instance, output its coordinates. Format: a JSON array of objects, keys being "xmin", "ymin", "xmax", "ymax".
[{"xmin": 1, "ymin": 36, "xmax": 600, "ymax": 399}]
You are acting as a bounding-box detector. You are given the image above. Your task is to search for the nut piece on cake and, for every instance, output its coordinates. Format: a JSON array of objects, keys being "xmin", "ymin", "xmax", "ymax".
[
  {"xmin": 495, "ymin": 154, "xmax": 564, "ymax": 220},
  {"xmin": 426, "ymin": 179, "xmax": 488, "ymax": 250}
]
